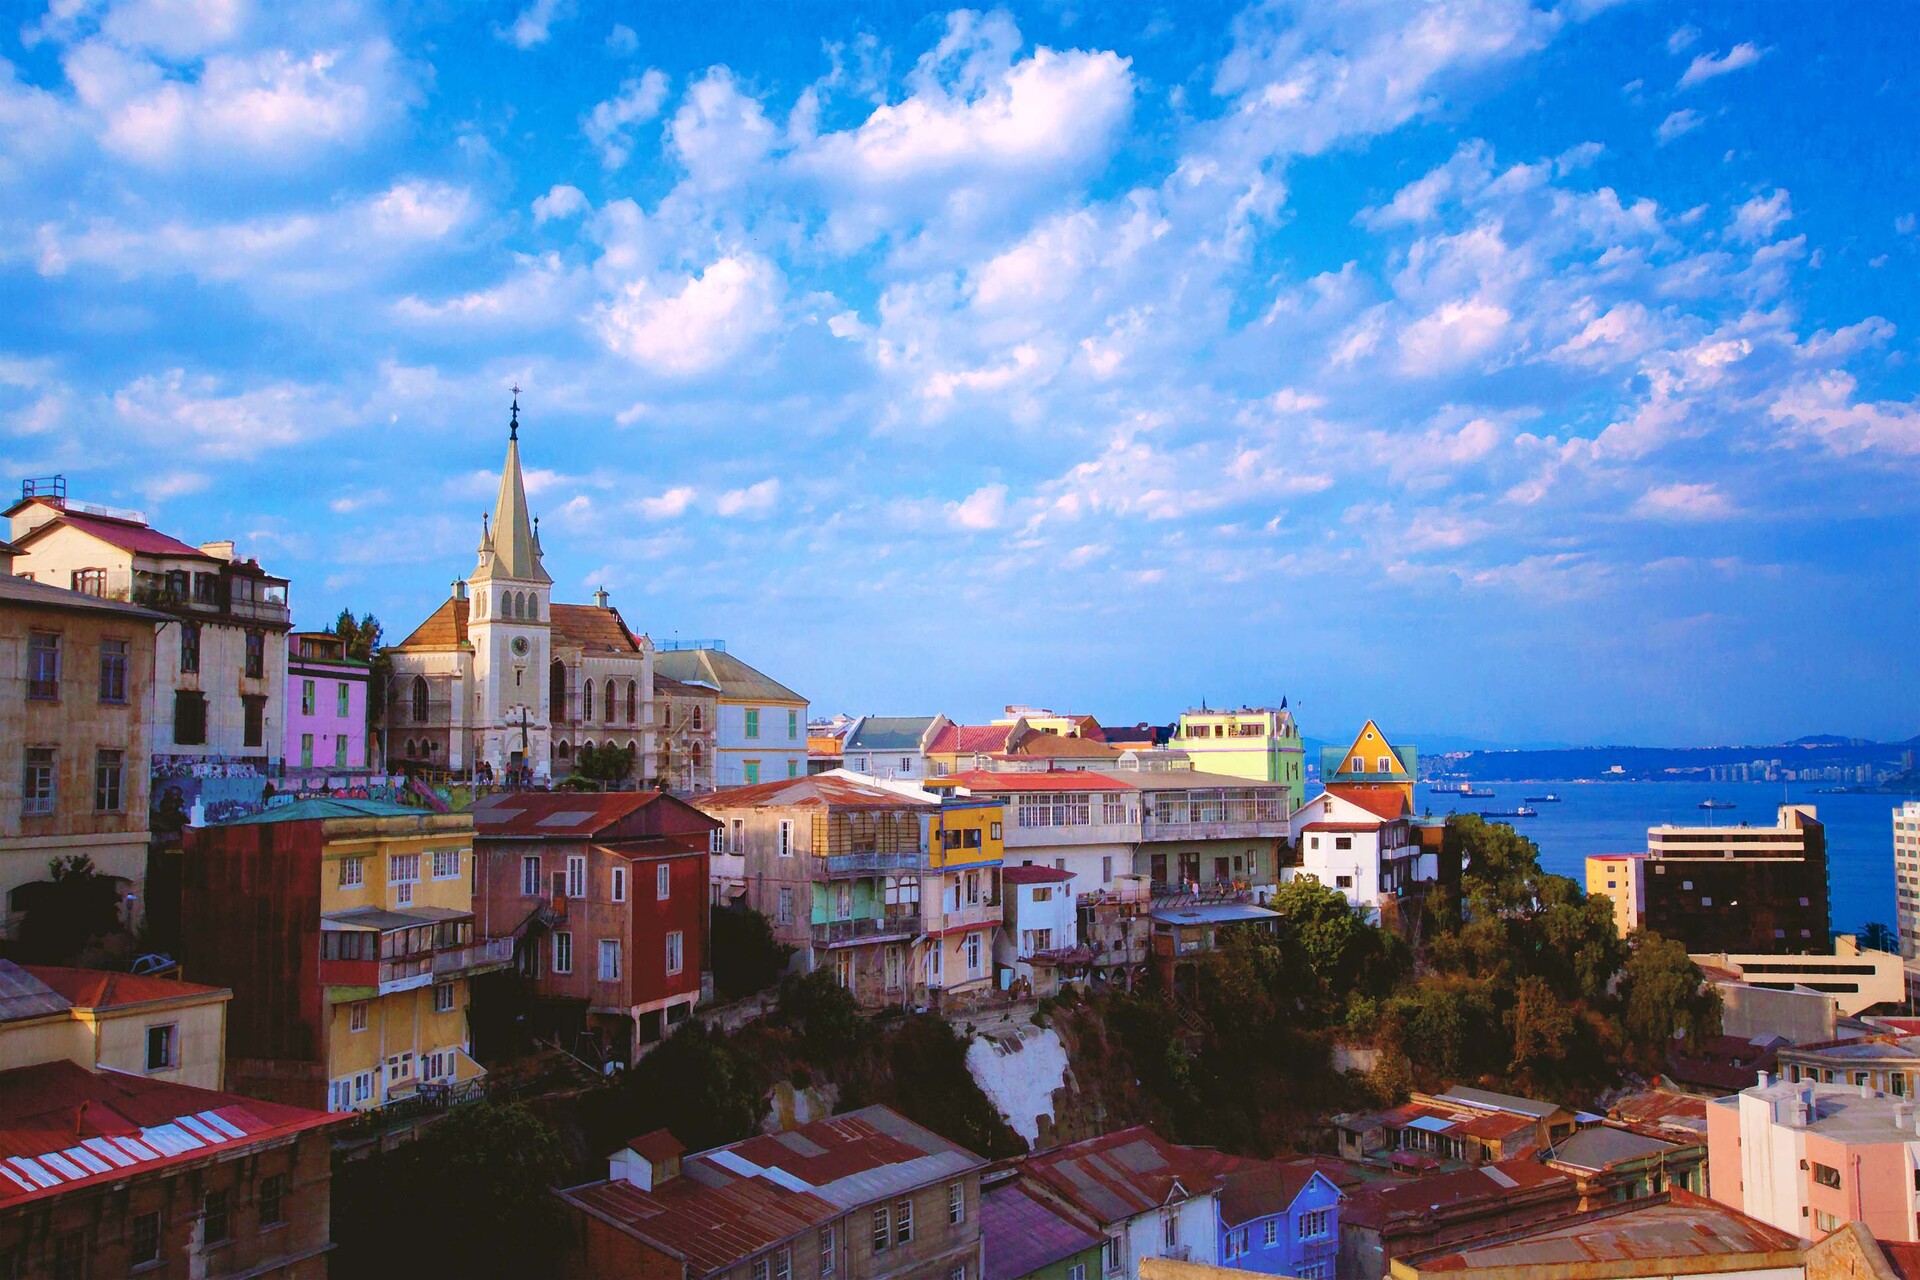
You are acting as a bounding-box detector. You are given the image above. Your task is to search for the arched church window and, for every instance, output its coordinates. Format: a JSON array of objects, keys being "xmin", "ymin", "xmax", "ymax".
[
  {"xmin": 691, "ymin": 742, "xmax": 703, "ymax": 767},
  {"xmin": 475, "ymin": 592, "xmax": 485, "ymax": 618},
  {"xmin": 582, "ymin": 680, "xmax": 594, "ymax": 721},
  {"xmin": 526, "ymin": 594, "xmax": 538, "ymax": 620},
  {"xmin": 626, "ymin": 681, "xmax": 638, "ymax": 724},
  {"xmin": 557, "ymin": 741, "xmax": 570, "ymax": 759},
  {"xmin": 692, "ymin": 705, "xmax": 703, "ymax": 731},
  {"xmin": 411, "ymin": 676, "xmax": 429, "ymax": 723},
  {"xmin": 405, "ymin": 738, "xmax": 417, "ymax": 758},
  {"xmin": 549, "ymin": 661, "xmax": 566, "ymax": 721}
]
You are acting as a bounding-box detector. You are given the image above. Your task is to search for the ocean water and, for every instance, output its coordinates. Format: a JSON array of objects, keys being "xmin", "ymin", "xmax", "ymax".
[{"xmin": 1416, "ymin": 779, "xmax": 1920, "ymax": 938}]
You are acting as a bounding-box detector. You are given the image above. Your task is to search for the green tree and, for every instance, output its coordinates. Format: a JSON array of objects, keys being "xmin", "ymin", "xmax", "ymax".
[
  {"xmin": 1860, "ymin": 921, "xmax": 1898, "ymax": 953},
  {"xmin": 777, "ymin": 969, "xmax": 871, "ymax": 1064},
  {"xmin": 710, "ymin": 905, "xmax": 795, "ymax": 1000},
  {"xmin": 1619, "ymin": 931, "xmax": 1722, "ymax": 1070},
  {"xmin": 583, "ymin": 1018, "xmax": 772, "ymax": 1155},
  {"xmin": 572, "ymin": 741, "xmax": 636, "ymax": 784},
  {"xmin": 333, "ymin": 1102, "xmax": 570, "ymax": 1280},
  {"xmin": 17, "ymin": 855, "xmax": 123, "ymax": 964},
  {"xmin": 1268, "ymin": 878, "xmax": 1410, "ymax": 1002}
]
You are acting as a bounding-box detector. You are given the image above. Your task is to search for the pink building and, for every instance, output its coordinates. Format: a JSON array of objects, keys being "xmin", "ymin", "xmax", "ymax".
[
  {"xmin": 283, "ymin": 632, "xmax": 369, "ymax": 771},
  {"xmin": 1709, "ymin": 1074, "xmax": 1920, "ymax": 1241}
]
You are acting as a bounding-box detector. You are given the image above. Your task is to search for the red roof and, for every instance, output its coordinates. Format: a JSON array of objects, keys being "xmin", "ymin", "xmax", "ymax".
[
  {"xmin": 1300, "ymin": 822, "xmax": 1382, "ymax": 833},
  {"xmin": 1324, "ymin": 785, "xmax": 1411, "ymax": 820},
  {"xmin": 25, "ymin": 967, "xmax": 229, "ymax": 1010},
  {"xmin": 1021, "ymin": 1127, "xmax": 1245, "ymax": 1226},
  {"xmin": 941, "ymin": 770, "xmax": 1135, "ymax": 793},
  {"xmin": 701, "ymin": 775, "xmax": 937, "ymax": 811},
  {"xmin": 627, "ymin": 1129, "xmax": 686, "ymax": 1163},
  {"xmin": 928, "ymin": 724, "xmax": 1013, "ymax": 755},
  {"xmin": 0, "ymin": 1060, "xmax": 338, "ymax": 1208},
  {"xmin": 22, "ymin": 511, "xmax": 212, "ymax": 560},
  {"xmin": 1882, "ymin": 1240, "xmax": 1920, "ymax": 1280},
  {"xmin": 1341, "ymin": 1158, "xmax": 1572, "ymax": 1230},
  {"xmin": 1003, "ymin": 865, "xmax": 1077, "ymax": 885},
  {"xmin": 473, "ymin": 791, "xmax": 718, "ymax": 842}
]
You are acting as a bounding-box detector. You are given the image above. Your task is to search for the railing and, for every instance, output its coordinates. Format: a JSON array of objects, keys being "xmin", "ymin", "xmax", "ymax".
[
  {"xmin": 379, "ymin": 956, "xmax": 435, "ymax": 994},
  {"xmin": 812, "ymin": 916, "xmax": 919, "ymax": 947},
  {"xmin": 824, "ymin": 850, "xmax": 926, "ymax": 875},
  {"xmin": 432, "ymin": 938, "xmax": 513, "ymax": 976},
  {"xmin": 1142, "ymin": 817, "xmax": 1287, "ymax": 840},
  {"xmin": 936, "ymin": 901, "xmax": 1000, "ymax": 931},
  {"xmin": 710, "ymin": 853, "xmax": 746, "ymax": 880}
]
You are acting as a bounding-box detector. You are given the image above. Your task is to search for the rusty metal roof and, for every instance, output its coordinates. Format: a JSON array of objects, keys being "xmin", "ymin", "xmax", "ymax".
[
  {"xmin": 24, "ymin": 966, "xmax": 229, "ymax": 1012},
  {"xmin": 1019, "ymin": 1127, "xmax": 1233, "ymax": 1227},
  {"xmin": 941, "ymin": 771, "xmax": 1137, "ymax": 793},
  {"xmin": 700, "ymin": 775, "xmax": 937, "ymax": 811}
]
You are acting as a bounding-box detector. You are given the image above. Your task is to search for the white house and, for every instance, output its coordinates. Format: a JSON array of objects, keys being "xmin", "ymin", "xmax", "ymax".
[
  {"xmin": 999, "ymin": 864, "xmax": 1078, "ymax": 989},
  {"xmin": 1022, "ymin": 1128, "xmax": 1228, "ymax": 1278},
  {"xmin": 1284, "ymin": 786, "xmax": 1432, "ymax": 917},
  {"xmin": 654, "ymin": 646, "xmax": 807, "ymax": 787}
]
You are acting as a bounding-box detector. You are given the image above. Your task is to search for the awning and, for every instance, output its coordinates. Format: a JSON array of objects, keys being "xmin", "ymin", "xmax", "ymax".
[{"xmin": 1405, "ymin": 1115, "xmax": 1455, "ymax": 1133}]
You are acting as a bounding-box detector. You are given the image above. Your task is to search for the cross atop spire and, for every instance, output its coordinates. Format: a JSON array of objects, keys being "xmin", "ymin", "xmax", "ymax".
[
  {"xmin": 509, "ymin": 385, "xmax": 521, "ymax": 441},
  {"xmin": 472, "ymin": 397, "xmax": 551, "ymax": 586}
]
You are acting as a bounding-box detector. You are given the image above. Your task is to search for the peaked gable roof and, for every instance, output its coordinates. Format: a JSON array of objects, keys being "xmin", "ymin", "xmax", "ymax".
[
  {"xmin": 392, "ymin": 597, "xmax": 642, "ymax": 654},
  {"xmin": 1333, "ymin": 720, "xmax": 1405, "ymax": 774},
  {"xmin": 1324, "ymin": 785, "xmax": 1411, "ymax": 820},
  {"xmin": 1020, "ymin": 1127, "xmax": 1236, "ymax": 1228},
  {"xmin": 472, "ymin": 790, "xmax": 718, "ymax": 840},
  {"xmin": 844, "ymin": 716, "xmax": 939, "ymax": 751},
  {"xmin": 25, "ymin": 967, "xmax": 230, "ymax": 1012},
  {"xmin": 473, "ymin": 427, "xmax": 551, "ymax": 585},
  {"xmin": 699, "ymin": 774, "xmax": 937, "ymax": 811},
  {"xmin": 654, "ymin": 648, "xmax": 805, "ymax": 705},
  {"xmin": 14, "ymin": 510, "xmax": 213, "ymax": 560},
  {"xmin": 927, "ymin": 724, "xmax": 1015, "ymax": 755}
]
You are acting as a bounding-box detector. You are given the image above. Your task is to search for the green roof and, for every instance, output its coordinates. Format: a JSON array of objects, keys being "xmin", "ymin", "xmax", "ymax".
[
  {"xmin": 845, "ymin": 716, "xmax": 937, "ymax": 751},
  {"xmin": 218, "ymin": 798, "xmax": 429, "ymax": 825},
  {"xmin": 653, "ymin": 647, "xmax": 805, "ymax": 705}
]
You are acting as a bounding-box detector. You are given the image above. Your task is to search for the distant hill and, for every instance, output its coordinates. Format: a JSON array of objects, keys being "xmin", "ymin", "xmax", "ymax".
[{"xmin": 1435, "ymin": 736, "xmax": 1918, "ymax": 782}]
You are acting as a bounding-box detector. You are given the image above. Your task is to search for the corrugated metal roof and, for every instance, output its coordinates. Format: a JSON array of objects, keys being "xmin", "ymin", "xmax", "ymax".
[
  {"xmin": 218, "ymin": 797, "xmax": 429, "ymax": 825},
  {"xmin": 983, "ymin": 1182, "xmax": 1103, "ymax": 1280},
  {"xmin": 1548, "ymin": 1125, "xmax": 1684, "ymax": 1173},
  {"xmin": 844, "ymin": 717, "xmax": 938, "ymax": 752},
  {"xmin": 1435, "ymin": 1086, "xmax": 1561, "ymax": 1121},
  {"xmin": 24, "ymin": 966, "xmax": 228, "ymax": 1011},
  {"xmin": 0, "ymin": 574, "xmax": 171, "ymax": 622},
  {"xmin": 1400, "ymin": 1190, "xmax": 1800, "ymax": 1274},
  {"xmin": 700, "ymin": 775, "xmax": 937, "ymax": 812},
  {"xmin": 654, "ymin": 648, "xmax": 805, "ymax": 705},
  {"xmin": 943, "ymin": 771, "xmax": 1136, "ymax": 794}
]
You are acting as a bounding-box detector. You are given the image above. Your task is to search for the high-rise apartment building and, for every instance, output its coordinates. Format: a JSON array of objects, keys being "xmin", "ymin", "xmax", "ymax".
[
  {"xmin": 1642, "ymin": 805, "xmax": 1829, "ymax": 954},
  {"xmin": 1895, "ymin": 800, "xmax": 1920, "ymax": 958}
]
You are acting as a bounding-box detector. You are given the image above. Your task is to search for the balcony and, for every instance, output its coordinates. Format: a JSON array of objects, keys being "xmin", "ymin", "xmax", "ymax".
[
  {"xmin": 933, "ymin": 901, "xmax": 1001, "ymax": 932},
  {"xmin": 824, "ymin": 850, "xmax": 926, "ymax": 876},
  {"xmin": 710, "ymin": 852, "xmax": 746, "ymax": 880},
  {"xmin": 811, "ymin": 915, "xmax": 919, "ymax": 948},
  {"xmin": 432, "ymin": 938, "xmax": 514, "ymax": 977},
  {"xmin": 1141, "ymin": 817, "xmax": 1287, "ymax": 841},
  {"xmin": 379, "ymin": 956, "xmax": 435, "ymax": 995}
]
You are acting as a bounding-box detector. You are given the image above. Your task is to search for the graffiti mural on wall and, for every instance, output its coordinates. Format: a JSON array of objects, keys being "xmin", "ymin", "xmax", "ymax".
[{"xmin": 150, "ymin": 757, "xmax": 446, "ymax": 843}]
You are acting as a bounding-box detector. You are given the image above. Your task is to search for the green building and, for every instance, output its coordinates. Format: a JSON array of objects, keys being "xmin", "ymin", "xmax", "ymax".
[{"xmin": 1171, "ymin": 705, "xmax": 1306, "ymax": 810}]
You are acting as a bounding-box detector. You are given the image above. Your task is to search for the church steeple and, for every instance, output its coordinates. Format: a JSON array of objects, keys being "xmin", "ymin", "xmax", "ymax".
[{"xmin": 473, "ymin": 390, "xmax": 551, "ymax": 585}]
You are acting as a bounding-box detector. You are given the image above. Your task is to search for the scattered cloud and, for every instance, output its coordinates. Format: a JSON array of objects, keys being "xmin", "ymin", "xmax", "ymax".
[
  {"xmin": 1730, "ymin": 188, "xmax": 1792, "ymax": 242},
  {"xmin": 1666, "ymin": 25, "xmax": 1699, "ymax": 55},
  {"xmin": 1634, "ymin": 481, "xmax": 1738, "ymax": 520},
  {"xmin": 584, "ymin": 69, "xmax": 669, "ymax": 169},
  {"xmin": 715, "ymin": 478, "xmax": 780, "ymax": 517},
  {"xmin": 1656, "ymin": 108, "xmax": 1704, "ymax": 145},
  {"xmin": 533, "ymin": 184, "xmax": 589, "ymax": 224},
  {"xmin": 1679, "ymin": 42, "xmax": 1766, "ymax": 89},
  {"xmin": 498, "ymin": 0, "xmax": 574, "ymax": 50}
]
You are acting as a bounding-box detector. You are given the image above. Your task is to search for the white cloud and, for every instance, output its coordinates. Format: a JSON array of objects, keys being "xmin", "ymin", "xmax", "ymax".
[
  {"xmin": 1769, "ymin": 372, "xmax": 1920, "ymax": 457},
  {"xmin": 947, "ymin": 483, "xmax": 1008, "ymax": 530},
  {"xmin": 1655, "ymin": 109, "xmax": 1703, "ymax": 145},
  {"xmin": 533, "ymin": 184, "xmax": 588, "ymax": 224},
  {"xmin": 583, "ymin": 68, "xmax": 668, "ymax": 169},
  {"xmin": 1397, "ymin": 296, "xmax": 1512, "ymax": 375},
  {"xmin": 635, "ymin": 486, "xmax": 695, "ymax": 519},
  {"xmin": 597, "ymin": 254, "xmax": 785, "ymax": 376},
  {"xmin": 498, "ymin": 0, "xmax": 573, "ymax": 50},
  {"xmin": 1897, "ymin": 213, "xmax": 1916, "ymax": 236},
  {"xmin": 111, "ymin": 369, "xmax": 351, "ymax": 458},
  {"xmin": 606, "ymin": 24, "xmax": 638, "ymax": 57},
  {"xmin": 1730, "ymin": 188, "xmax": 1791, "ymax": 243},
  {"xmin": 1666, "ymin": 25, "xmax": 1699, "ymax": 55},
  {"xmin": 1679, "ymin": 42, "xmax": 1765, "ymax": 89},
  {"xmin": 668, "ymin": 68, "xmax": 777, "ymax": 191},
  {"xmin": 100, "ymin": 0, "xmax": 248, "ymax": 61},
  {"xmin": 1633, "ymin": 481, "xmax": 1737, "ymax": 520},
  {"xmin": 715, "ymin": 478, "xmax": 780, "ymax": 517}
]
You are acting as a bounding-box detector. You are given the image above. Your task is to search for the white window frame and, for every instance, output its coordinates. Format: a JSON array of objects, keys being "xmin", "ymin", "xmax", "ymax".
[
  {"xmin": 553, "ymin": 931, "xmax": 573, "ymax": 975},
  {"xmin": 778, "ymin": 819, "xmax": 794, "ymax": 857},
  {"xmin": 144, "ymin": 1022, "xmax": 177, "ymax": 1073},
  {"xmin": 566, "ymin": 855, "xmax": 586, "ymax": 899},
  {"xmin": 948, "ymin": 1181, "xmax": 965, "ymax": 1225},
  {"xmin": 666, "ymin": 930, "xmax": 684, "ymax": 975},
  {"xmin": 819, "ymin": 1227, "xmax": 835, "ymax": 1276},
  {"xmin": 339, "ymin": 857, "xmax": 365, "ymax": 889},
  {"xmin": 432, "ymin": 848, "xmax": 460, "ymax": 880},
  {"xmin": 611, "ymin": 865, "xmax": 627, "ymax": 903},
  {"xmin": 349, "ymin": 1001, "xmax": 369, "ymax": 1032},
  {"xmin": 390, "ymin": 853, "xmax": 420, "ymax": 884},
  {"xmin": 522, "ymin": 855, "xmax": 542, "ymax": 896},
  {"xmin": 599, "ymin": 938, "xmax": 622, "ymax": 982},
  {"xmin": 657, "ymin": 863, "xmax": 671, "ymax": 899},
  {"xmin": 895, "ymin": 1198, "xmax": 913, "ymax": 1245},
  {"xmin": 434, "ymin": 983, "xmax": 455, "ymax": 1013}
]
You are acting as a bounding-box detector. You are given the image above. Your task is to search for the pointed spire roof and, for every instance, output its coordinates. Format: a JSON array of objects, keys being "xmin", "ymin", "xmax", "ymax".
[{"xmin": 473, "ymin": 392, "xmax": 551, "ymax": 585}]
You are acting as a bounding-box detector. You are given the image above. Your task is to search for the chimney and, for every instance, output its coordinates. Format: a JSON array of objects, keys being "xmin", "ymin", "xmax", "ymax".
[
  {"xmin": 453, "ymin": 580, "xmax": 468, "ymax": 602},
  {"xmin": 1758, "ymin": 1070, "xmax": 1772, "ymax": 1089},
  {"xmin": 593, "ymin": 586, "xmax": 610, "ymax": 609},
  {"xmin": 1861, "ymin": 1080, "xmax": 1875, "ymax": 1099},
  {"xmin": 609, "ymin": 1130, "xmax": 685, "ymax": 1191},
  {"xmin": 1897, "ymin": 1102, "xmax": 1915, "ymax": 1133},
  {"xmin": 198, "ymin": 540, "xmax": 235, "ymax": 562}
]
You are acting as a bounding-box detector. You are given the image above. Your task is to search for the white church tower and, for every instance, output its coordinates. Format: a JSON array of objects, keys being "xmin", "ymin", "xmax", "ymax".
[{"xmin": 467, "ymin": 395, "xmax": 554, "ymax": 781}]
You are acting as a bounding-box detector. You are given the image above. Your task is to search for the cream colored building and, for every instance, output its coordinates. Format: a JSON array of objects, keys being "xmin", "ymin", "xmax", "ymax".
[
  {"xmin": 1896, "ymin": 800, "xmax": 1920, "ymax": 958},
  {"xmin": 1691, "ymin": 934, "xmax": 1903, "ymax": 1017},
  {"xmin": 0, "ymin": 575, "xmax": 165, "ymax": 938},
  {"xmin": 0, "ymin": 961, "xmax": 231, "ymax": 1090}
]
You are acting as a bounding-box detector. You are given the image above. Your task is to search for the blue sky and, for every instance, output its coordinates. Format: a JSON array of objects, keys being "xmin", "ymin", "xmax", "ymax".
[{"xmin": 4, "ymin": 0, "xmax": 1918, "ymax": 747}]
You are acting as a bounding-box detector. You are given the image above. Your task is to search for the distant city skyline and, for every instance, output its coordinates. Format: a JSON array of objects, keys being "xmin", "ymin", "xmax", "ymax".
[{"xmin": 3, "ymin": 1, "xmax": 1917, "ymax": 745}]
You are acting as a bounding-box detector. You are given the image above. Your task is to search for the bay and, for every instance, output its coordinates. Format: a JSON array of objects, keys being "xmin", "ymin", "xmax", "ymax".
[{"xmin": 1415, "ymin": 779, "xmax": 1920, "ymax": 941}]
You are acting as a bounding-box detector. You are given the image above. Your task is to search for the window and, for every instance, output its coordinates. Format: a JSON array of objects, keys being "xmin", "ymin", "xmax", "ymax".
[
  {"xmin": 349, "ymin": 1002, "xmax": 369, "ymax": 1032},
  {"xmin": 948, "ymin": 1181, "xmax": 965, "ymax": 1225},
  {"xmin": 567, "ymin": 855, "xmax": 586, "ymax": 898},
  {"xmin": 627, "ymin": 681, "xmax": 638, "ymax": 724},
  {"xmin": 1070, "ymin": 1267, "xmax": 1086, "ymax": 1280},
  {"xmin": 1163, "ymin": 1213, "xmax": 1177, "ymax": 1248},
  {"xmin": 94, "ymin": 749, "xmax": 123, "ymax": 812},
  {"xmin": 433, "ymin": 848, "xmax": 460, "ymax": 879},
  {"xmin": 777, "ymin": 888, "xmax": 794, "ymax": 925},
  {"xmin": 1335, "ymin": 874, "xmax": 1354, "ymax": 889},
  {"xmin": 386, "ymin": 1051, "xmax": 413, "ymax": 1084},
  {"xmin": 1377, "ymin": 755, "xmax": 1392, "ymax": 772},
  {"xmin": 745, "ymin": 708, "xmax": 761, "ymax": 738},
  {"xmin": 872, "ymin": 1206, "xmax": 891, "ymax": 1253},
  {"xmin": 788, "ymin": 759, "xmax": 799, "ymax": 779},
  {"xmin": 819, "ymin": 1227, "xmax": 836, "ymax": 1276},
  {"xmin": 245, "ymin": 631, "xmax": 265, "ymax": 679},
  {"xmin": 180, "ymin": 622, "xmax": 200, "ymax": 672},
  {"xmin": 23, "ymin": 748, "xmax": 56, "ymax": 816},
  {"xmin": 300, "ymin": 733, "xmax": 314, "ymax": 767},
  {"xmin": 1815, "ymin": 1209, "xmax": 1841, "ymax": 1233},
  {"xmin": 435, "ymin": 983, "xmax": 455, "ymax": 1013},
  {"xmin": 337, "ymin": 682, "xmax": 351, "ymax": 717},
  {"xmin": 391, "ymin": 853, "xmax": 420, "ymax": 884},
  {"xmin": 709, "ymin": 829, "xmax": 724, "ymax": 854},
  {"xmin": 1104, "ymin": 1236, "xmax": 1122, "ymax": 1274},
  {"xmin": 146, "ymin": 1023, "xmax": 177, "ymax": 1072},
  {"xmin": 895, "ymin": 1198, "xmax": 914, "ymax": 1244},
  {"xmin": 522, "ymin": 855, "xmax": 542, "ymax": 896},
  {"xmin": 950, "ymin": 1268, "xmax": 965, "ymax": 1280},
  {"xmin": 991, "ymin": 822, "xmax": 1002, "ymax": 840},
  {"xmin": 773, "ymin": 1249, "xmax": 792, "ymax": 1280},
  {"xmin": 71, "ymin": 568, "xmax": 107, "ymax": 596},
  {"xmin": 1334, "ymin": 836, "xmax": 1352, "ymax": 850},
  {"xmin": 965, "ymin": 932, "xmax": 982, "ymax": 974},
  {"xmin": 1263, "ymin": 1221, "xmax": 1278, "ymax": 1247},
  {"xmin": 553, "ymin": 932, "xmax": 573, "ymax": 974},
  {"xmin": 53, "ymin": 1230, "xmax": 85, "ymax": 1280},
  {"xmin": 656, "ymin": 863, "xmax": 671, "ymax": 899},
  {"xmin": 1811, "ymin": 1161, "xmax": 1842, "ymax": 1189},
  {"xmin": 242, "ymin": 694, "xmax": 265, "ymax": 748},
  {"xmin": 730, "ymin": 820, "xmax": 745, "ymax": 853},
  {"xmin": 411, "ymin": 677, "xmax": 429, "ymax": 723},
  {"xmin": 666, "ymin": 931, "xmax": 685, "ymax": 975},
  {"xmin": 334, "ymin": 735, "xmax": 348, "ymax": 766},
  {"xmin": 789, "ymin": 709, "xmax": 800, "ymax": 739},
  {"xmin": 692, "ymin": 704, "xmax": 704, "ymax": 730},
  {"xmin": 779, "ymin": 820, "xmax": 794, "ymax": 857},
  {"xmin": 1034, "ymin": 887, "xmax": 1052, "ymax": 904},
  {"xmin": 132, "ymin": 1210, "xmax": 161, "ymax": 1263},
  {"xmin": 753, "ymin": 1258, "xmax": 769, "ymax": 1280},
  {"xmin": 583, "ymin": 679, "xmax": 595, "ymax": 720},
  {"xmin": 1351, "ymin": 755, "xmax": 1364, "ymax": 771},
  {"xmin": 301, "ymin": 679, "xmax": 316, "ymax": 715},
  {"xmin": 599, "ymin": 939, "xmax": 622, "ymax": 982},
  {"xmin": 611, "ymin": 866, "xmax": 627, "ymax": 902},
  {"xmin": 1102, "ymin": 855, "xmax": 1113, "ymax": 883},
  {"xmin": 1298, "ymin": 1208, "xmax": 1330, "ymax": 1239},
  {"xmin": 259, "ymin": 1172, "xmax": 286, "ymax": 1226},
  {"xmin": 744, "ymin": 760, "xmax": 761, "ymax": 784},
  {"xmin": 204, "ymin": 1188, "xmax": 231, "ymax": 1243},
  {"xmin": 99, "ymin": 639, "xmax": 128, "ymax": 703},
  {"xmin": 27, "ymin": 632, "xmax": 60, "ymax": 699}
]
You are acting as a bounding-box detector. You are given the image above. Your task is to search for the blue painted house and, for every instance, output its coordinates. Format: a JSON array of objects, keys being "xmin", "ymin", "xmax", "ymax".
[{"xmin": 1213, "ymin": 1162, "xmax": 1342, "ymax": 1279}]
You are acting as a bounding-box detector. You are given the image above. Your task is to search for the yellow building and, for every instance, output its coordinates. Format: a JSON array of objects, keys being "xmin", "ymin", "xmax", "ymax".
[
  {"xmin": 1172, "ymin": 705, "xmax": 1306, "ymax": 809},
  {"xmin": 1586, "ymin": 853, "xmax": 1645, "ymax": 939},
  {"xmin": 1319, "ymin": 720, "xmax": 1418, "ymax": 810},
  {"xmin": 0, "ymin": 962, "xmax": 231, "ymax": 1090},
  {"xmin": 917, "ymin": 799, "xmax": 1007, "ymax": 1005},
  {"xmin": 183, "ymin": 799, "xmax": 508, "ymax": 1112}
]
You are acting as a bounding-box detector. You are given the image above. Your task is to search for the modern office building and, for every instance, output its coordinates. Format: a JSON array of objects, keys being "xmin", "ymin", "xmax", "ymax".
[{"xmin": 1642, "ymin": 805, "xmax": 1829, "ymax": 954}]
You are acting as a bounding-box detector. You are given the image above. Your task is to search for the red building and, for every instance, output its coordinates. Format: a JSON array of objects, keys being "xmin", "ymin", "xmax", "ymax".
[{"xmin": 471, "ymin": 791, "xmax": 716, "ymax": 1063}]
